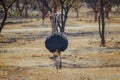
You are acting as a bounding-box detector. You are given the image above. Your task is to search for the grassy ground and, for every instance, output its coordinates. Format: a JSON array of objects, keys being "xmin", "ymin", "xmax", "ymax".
[{"xmin": 0, "ymin": 9, "xmax": 120, "ymax": 80}]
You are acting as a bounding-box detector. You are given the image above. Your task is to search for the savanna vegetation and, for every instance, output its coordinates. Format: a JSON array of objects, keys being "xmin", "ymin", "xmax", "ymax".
[{"xmin": 0, "ymin": 0, "xmax": 120, "ymax": 80}]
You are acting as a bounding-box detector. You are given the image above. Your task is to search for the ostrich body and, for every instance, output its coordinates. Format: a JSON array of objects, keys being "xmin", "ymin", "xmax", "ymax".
[{"xmin": 45, "ymin": 13, "xmax": 68, "ymax": 69}]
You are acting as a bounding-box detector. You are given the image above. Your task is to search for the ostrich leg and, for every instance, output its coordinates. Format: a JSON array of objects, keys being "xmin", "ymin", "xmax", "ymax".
[
  {"xmin": 53, "ymin": 50, "xmax": 62, "ymax": 69},
  {"xmin": 59, "ymin": 53, "xmax": 62, "ymax": 69}
]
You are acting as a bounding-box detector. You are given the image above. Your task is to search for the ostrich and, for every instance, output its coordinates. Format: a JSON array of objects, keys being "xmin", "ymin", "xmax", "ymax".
[{"xmin": 45, "ymin": 13, "xmax": 68, "ymax": 69}]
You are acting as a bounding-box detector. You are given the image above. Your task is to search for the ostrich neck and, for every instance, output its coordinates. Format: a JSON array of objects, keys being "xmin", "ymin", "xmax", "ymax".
[{"xmin": 53, "ymin": 13, "xmax": 58, "ymax": 33}]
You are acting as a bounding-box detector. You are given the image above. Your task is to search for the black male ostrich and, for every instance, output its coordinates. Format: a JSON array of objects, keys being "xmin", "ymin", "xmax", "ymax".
[{"xmin": 45, "ymin": 13, "xmax": 68, "ymax": 69}]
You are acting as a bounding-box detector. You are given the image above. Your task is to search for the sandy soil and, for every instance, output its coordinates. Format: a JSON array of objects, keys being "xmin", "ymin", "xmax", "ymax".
[{"xmin": 0, "ymin": 15, "xmax": 120, "ymax": 80}]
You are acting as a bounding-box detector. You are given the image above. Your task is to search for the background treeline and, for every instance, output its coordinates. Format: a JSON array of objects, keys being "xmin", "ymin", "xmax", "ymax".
[{"xmin": 0, "ymin": 0, "xmax": 120, "ymax": 46}]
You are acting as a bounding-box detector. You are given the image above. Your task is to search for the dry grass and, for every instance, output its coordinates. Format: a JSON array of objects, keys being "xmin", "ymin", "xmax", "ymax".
[{"xmin": 0, "ymin": 8, "xmax": 120, "ymax": 80}]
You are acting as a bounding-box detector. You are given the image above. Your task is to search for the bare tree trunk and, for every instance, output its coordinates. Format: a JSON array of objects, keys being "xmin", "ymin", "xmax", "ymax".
[
  {"xmin": 74, "ymin": 8, "xmax": 79, "ymax": 18},
  {"xmin": 74, "ymin": 0, "xmax": 82, "ymax": 18},
  {"xmin": 24, "ymin": 0, "xmax": 28, "ymax": 18},
  {"xmin": 94, "ymin": 11, "xmax": 98, "ymax": 22},
  {"xmin": 92, "ymin": 0, "xmax": 99, "ymax": 22},
  {"xmin": 76, "ymin": 9, "xmax": 79, "ymax": 18},
  {"xmin": 0, "ymin": 10, "xmax": 7, "ymax": 33},
  {"xmin": 100, "ymin": 0, "xmax": 105, "ymax": 47},
  {"xmin": 41, "ymin": 4, "xmax": 45, "ymax": 24}
]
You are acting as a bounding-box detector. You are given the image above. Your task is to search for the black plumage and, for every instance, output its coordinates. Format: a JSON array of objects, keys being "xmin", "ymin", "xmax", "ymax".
[
  {"xmin": 45, "ymin": 32, "xmax": 68, "ymax": 53},
  {"xmin": 45, "ymin": 13, "xmax": 68, "ymax": 69}
]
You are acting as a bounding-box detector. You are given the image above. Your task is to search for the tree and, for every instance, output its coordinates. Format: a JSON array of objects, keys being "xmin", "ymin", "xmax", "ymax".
[
  {"xmin": 84, "ymin": 0, "xmax": 111, "ymax": 22},
  {"xmin": 111, "ymin": 0, "xmax": 120, "ymax": 14},
  {"xmin": 84, "ymin": 0, "xmax": 112, "ymax": 46},
  {"xmin": 37, "ymin": 0, "xmax": 60, "ymax": 24},
  {"xmin": 98, "ymin": 0, "xmax": 105, "ymax": 47},
  {"xmin": 0, "ymin": 0, "xmax": 16, "ymax": 33},
  {"xmin": 24, "ymin": 0, "xmax": 28, "ymax": 18},
  {"xmin": 58, "ymin": 0, "xmax": 75, "ymax": 32},
  {"xmin": 41, "ymin": 0, "xmax": 75, "ymax": 33},
  {"xmin": 37, "ymin": 0, "xmax": 49, "ymax": 24},
  {"xmin": 72, "ymin": 0, "xmax": 83, "ymax": 18}
]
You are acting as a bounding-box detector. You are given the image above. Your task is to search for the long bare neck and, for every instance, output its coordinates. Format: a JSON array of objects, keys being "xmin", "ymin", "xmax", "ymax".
[{"xmin": 53, "ymin": 13, "xmax": 58, "ymax": 33}]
